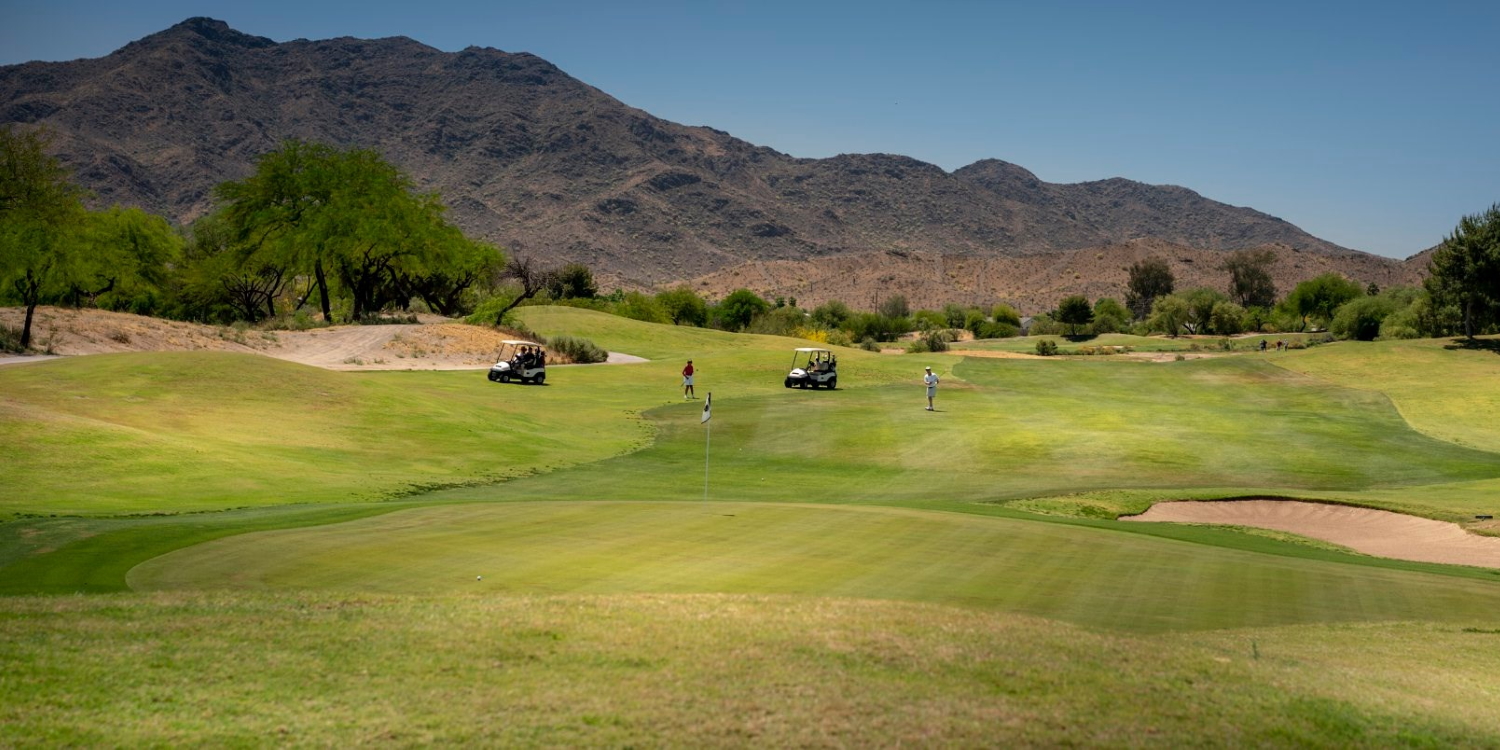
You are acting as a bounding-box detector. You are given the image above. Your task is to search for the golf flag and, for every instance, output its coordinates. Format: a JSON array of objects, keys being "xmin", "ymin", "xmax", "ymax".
[{"xmin": 701, "ymin": 392, "xmax": 712, "ymax": 424}]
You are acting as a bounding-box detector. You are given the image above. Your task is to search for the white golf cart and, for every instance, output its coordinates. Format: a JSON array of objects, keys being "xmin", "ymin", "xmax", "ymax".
[
  {"xmin": 785, "ymin": 347, "xmax": 837, "ymax": 389},
  {"xmin": 488, "ymin": 340, "xmax": 547, "ymax": 385}
]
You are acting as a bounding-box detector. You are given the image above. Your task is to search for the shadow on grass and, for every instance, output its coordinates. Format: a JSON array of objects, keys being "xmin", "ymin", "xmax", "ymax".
[{"xmin": 1443, "ymin": 338, "xmax": 1500, "ymax": 355}]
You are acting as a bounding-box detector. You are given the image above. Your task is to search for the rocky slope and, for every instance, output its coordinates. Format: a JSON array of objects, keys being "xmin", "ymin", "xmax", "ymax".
[{"xmin": 2, "ymin": 18, "xmax": 1415, "ymax": 300}]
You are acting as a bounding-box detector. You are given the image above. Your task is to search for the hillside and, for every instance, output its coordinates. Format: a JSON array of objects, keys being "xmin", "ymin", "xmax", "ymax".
[{"xmin": 0, "ymin": 17, "xmax": 1413, "ymax": 297}]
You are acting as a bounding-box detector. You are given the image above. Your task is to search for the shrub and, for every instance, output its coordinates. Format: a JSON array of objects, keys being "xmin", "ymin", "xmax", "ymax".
[
  {"xmin": 859, "ymin": 337, "xmax": 881, "ymax": 352},
  {"xmin": 792, "ymin": 326, "xmax": 830, "ymax": 344},
  {"xmin": 1035, "ymin": 339, "xmax": 1059, "ymax": 356},
  {"xmin": 745, "ymin": 306, "xmax": 806, "ymax": 336},
  {"xmin": 920, "ymin": 329, "xmax": 952, "ymax": 352},
  {"xmin": 0, "ymin": 323, "xmax": 24, "ymax": 354},
  {"xmin": 906, "ymin": 339, "xmax": 931, "ymax": 354},
  {"xmin": 826, "ymin": 329, "xmax": 855, "ymax": 348},
  {"xmin": 614, "ymin": 292, "xmax": 671, "ymax": 324},
  {"xmin": 978, "ymin": 321, "xmax": 1019, "ymax": 339},
  {"xmin": 548, "ymin": 335, "xmax": 608, "ymax": 364},
  {"xmin": 991, "ymin": 303, "xmax": 1022, "ymax": 327}
]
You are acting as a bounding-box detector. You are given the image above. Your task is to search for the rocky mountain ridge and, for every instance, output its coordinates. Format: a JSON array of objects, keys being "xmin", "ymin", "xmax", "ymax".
[{"xmin": 2, "ymin": 18, "xmax": 1421, "ymax": 303}]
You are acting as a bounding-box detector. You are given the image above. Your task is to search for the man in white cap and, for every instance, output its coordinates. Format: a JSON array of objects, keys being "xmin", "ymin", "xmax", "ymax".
[{"xmin": 923, "ymin": 366, "xmax": 939, "ymax": 411}]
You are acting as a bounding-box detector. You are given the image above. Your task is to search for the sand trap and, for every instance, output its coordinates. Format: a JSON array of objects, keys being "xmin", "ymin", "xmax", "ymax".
[{"xmin": 1124, "ymin": 499, "xmax": 1500, "ymax": 569}]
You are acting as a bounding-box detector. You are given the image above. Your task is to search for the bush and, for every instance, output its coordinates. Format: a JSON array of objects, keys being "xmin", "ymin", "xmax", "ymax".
[
  {"xmin": 991, "ymin": 303, "xmax": 1022, "ymax": 327},
  {"xmin": 976, "ymin": 321, "xmax": 1018, "ymax": 339},
  {"xmin": 826, "ymin": 329, "xmax": 855, "ymax": 348},
  {"xmin": 548, "ymin": 335, "xmax": 608, "ymax": 364},
  {"xmin": 920, "ymin": 329, "xmax": 952, "ymax": 352},
  {"xmin": 1035, "ymin": 339, "xmax": 1059, "ymax": 356},
  {"xmin": 859, "ymin": 337, "xmax": 881, "ymax": 352},
  {"xmin": 1330, "ymin": 296, "xmax": 1396, "ymax": 341},
  {"xmin": 0, "ymin": 323, "xmax": 24, "ymax": 354},
  {"xmin": 614, "ymin": 292, "xmax": 671, "ymax": 324},
  {"xmin": 745, "ymin": 306, "xmax": 806, "ymax": 336},
  {"xmin": 907, "ymin": 339, "xmax": 931, "ymax": 354},
  {"xmin": 792, "ymin": 326, "xmax": 830, "ymax": 344}
]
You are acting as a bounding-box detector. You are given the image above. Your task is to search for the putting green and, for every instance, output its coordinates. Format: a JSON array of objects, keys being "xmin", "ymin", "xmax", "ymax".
[{"xmin": 130, "ymin": 501, "xmax": 1500, "ymax": 633}]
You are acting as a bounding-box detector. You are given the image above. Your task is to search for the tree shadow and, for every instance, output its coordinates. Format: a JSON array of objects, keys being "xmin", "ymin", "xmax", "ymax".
[{"xmin": 1443, "ymin": 338, "xmax": 1500, "ymax": 355}]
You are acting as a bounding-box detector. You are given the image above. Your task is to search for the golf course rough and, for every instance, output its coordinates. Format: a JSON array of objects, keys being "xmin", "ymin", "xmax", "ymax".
[{"xmin": 4, "ymin": 307, "xmax": 1500, "ymax": 746}]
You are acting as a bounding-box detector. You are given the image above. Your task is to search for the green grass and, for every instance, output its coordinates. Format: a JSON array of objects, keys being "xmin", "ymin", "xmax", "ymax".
[
  {"xmin": 6, "ymin": 308, "xmax": 1500, "ymax": 744},
  {"xmin": 132, "ymin": 501, "xmax": 1500, "ymax": 633},
  {"xmin": 3, "ymin": 592, "xmax": 1499, "ymax": 747}
]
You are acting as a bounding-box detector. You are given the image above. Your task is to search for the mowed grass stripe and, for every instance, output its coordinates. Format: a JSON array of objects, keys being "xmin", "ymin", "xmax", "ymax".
[{"xmin": 130, "ymin": 501, "xmax": 1500, "ymax": 633}]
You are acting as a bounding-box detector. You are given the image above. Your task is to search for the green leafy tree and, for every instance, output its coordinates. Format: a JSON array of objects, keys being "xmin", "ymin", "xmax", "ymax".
[
  {"xmin": 1221, "ymin": 249, "xmax": 1278, "ymax": 308},
  {"xmin": 82, "ymin": 207, "xmax": 183, "ymax": 315},
  {"xmin": 1056, "ymin": 295, "xmax": 1094, "ymax": 336},
  {"xmin": 1209, "ymin": 301, "xmax": 1246, "ymax": 336},
  {"xmin": 1180, "ymin": 288, "xmax": 1228, "ymax": 334},
  {"xmin": 1330, "ymin": 295, "xmax": 1396, "ymax": 341},
  {"xmin": 0, "ymin": 126, "xmax": 89, "ymax": 349},
  {"xmin": 878, "ymin": 294, "xmax": 910, "ymax": 320},
  {"xmin": 911, "ymin": 309, "xmax": 947, "ymax": 331},
  {"xmin": 614, "ymin": 291, "xmax": 670, "ymax": 324},
  {"xmin": 991, "ymin": 303, "xmax": 1022, "ymax": 327},
  {"xmin": 942, "ymin": 303, "xmax": 969, "ymax": 329},
  {"xmin": 1126, "ymin": 257, "xmax": 1174, "ymax": 320},
  {"xmin": 656, "ymin": 286, "xmax": 709, "ymax": 326},
  {"xmin": 1282, "ymin": 273, "xmax": 1363, "ymax": 332},
  {"xmin": 1091, "ymin": 297, "xmax": 1130, "ymax": 334},
  {"xmin": 810, "ymin": 300, "xmax": 852, "ymax": 329},
  {"xmin": 715, "ymin": 288, "xmax": 770, "ymax": 330},
  {"xmin": 1425, "ymin": 204, "xmax": 1500, "ymax": 339},
  {"xmin": 546, "ymin": 262, "xmax": 598, "ymax": 301},
  {"xmin": 1148, "ymin": 294, "xmax": 1191, "ymax": 337}
]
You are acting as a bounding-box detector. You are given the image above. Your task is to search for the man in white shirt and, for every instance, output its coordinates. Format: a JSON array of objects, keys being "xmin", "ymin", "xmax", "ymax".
[{"xmin": 923, "ymin": 366, "xmax": 939, "ymax": 411}]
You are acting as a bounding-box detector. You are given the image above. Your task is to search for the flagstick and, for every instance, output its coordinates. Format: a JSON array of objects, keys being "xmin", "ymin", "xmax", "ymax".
[{"xmin": 703, "ymin": 418, "xmax": 711, "ymax": 502}]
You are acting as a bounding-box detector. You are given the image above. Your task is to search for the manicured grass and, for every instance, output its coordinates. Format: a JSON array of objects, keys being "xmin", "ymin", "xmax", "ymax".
[
  {"xmin": 954, "ymin": 331, "xmax": 1319, "ymax": 354},
  {"xmin": 132, "ymin": 501, "xmax": 1500, "ymax": 633},
  {"xmin": 1272, "ymin": 335, "xmax": 1500, "ymax": 453},
  {"xmin": 3, "ymin": 592, "xmax": 1499, "ymax": 747}
]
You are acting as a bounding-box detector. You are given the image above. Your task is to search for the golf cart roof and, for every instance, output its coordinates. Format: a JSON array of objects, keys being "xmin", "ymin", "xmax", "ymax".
[
  {"xmin": 501, "ymin": 340, "xmax": 542, "ymax": 347},
  {"xmin": 793, "ymin": 347, "xmax": 831, "ymax": 353}
]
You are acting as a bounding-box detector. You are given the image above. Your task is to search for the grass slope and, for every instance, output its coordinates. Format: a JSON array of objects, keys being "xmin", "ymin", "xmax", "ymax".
[
  {"xmin": 132, "ymin": 501, "xmax": 1500, "ymax": 633},
  {"xmin": 3, "ymin": 592, "xmax": 1499, "ymax": 747}
]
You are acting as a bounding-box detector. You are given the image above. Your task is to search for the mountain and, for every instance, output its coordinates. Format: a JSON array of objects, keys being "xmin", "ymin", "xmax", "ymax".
[{"xmin": 2, "ymin": 18, "xmax": 1409, "ymax": 299}]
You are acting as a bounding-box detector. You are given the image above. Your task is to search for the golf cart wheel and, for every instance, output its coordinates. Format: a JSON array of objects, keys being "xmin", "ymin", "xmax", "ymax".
[
  {"xmin": 784, "ymin": 378, "xmax": 793, "ymax": 388},
  {"xmin": 798, "ymin": 381, "xmax": 808, "ymax": 389},
  {"xmin": 487, "ymin": 371, "xmax": 499, "ymax": 382},
  {"xmin": 533, "ymin": 372, "xmax": 545, "ymax": 385},
  {"xmin": 499, "ymin": 372, "xmax": 511, "ymax": 383},
  {"xmin": 828, "ymin": 377, "xmax": 836, "ymax": 390}
]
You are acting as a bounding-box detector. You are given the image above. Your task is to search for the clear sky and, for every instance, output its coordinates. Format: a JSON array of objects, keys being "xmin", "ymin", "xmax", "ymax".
[{"xmin": 3, "ymin": 0, "xmax": 1497, "ymax": 258}]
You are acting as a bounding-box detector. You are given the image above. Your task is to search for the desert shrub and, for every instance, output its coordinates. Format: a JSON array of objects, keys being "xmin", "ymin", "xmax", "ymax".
[
  {"xmin": 0, "ymin": 323, "xmax": 24, "ymax": 354},
  {"xmin": 978, "ymin": 321, "xmax": 1019, "ymax": 339},
  {"xmin": 826, "ymin": 328, "xmax": 855, "ymax": 348},
  {"xmin": 548, "ymin": 335, "xmax": 608, "ymax": 364},
  {"xmin": 614, "ymin": 292, "xmax": 671, "ymax": 324},
  {"xmin": 859, "ymin": 337, "xmax": 881, "ymax": 352},
  {"xmin": 991, "ymin": 304, "xmax": 1022, "ymax": 327},
  {"xmin": 1077, "ymin": 345, "xmax": 1096, "ymax": 355},
  {"xmin": 911, "ymin": 309, "xmax": 947, "ymax": 331},
  {"xmin": 656, "ymin": 286, "xmax": 709, "ymax": 327},
  {"xmin": 1028, "ymin": 315, "xmax": 1066, "ymax": 336},
  {"xmin": 1035, "ymin": 339, "xmax": 1058, "ymax": 356},
  {"xmin": 810, "ymin": 300, "xmax": 852, "ymax": 329},
  {"xmin": 1209, "ymin": 301, "xmax": 1246, "ymax": 335},
  {"xmin": 793, "ymin": 326, "xmax": 830, "ymax": 344},
  {"xmin": 907, "ymin": 339, "xmax": 931, "ymax": 354},
  {"xmin": 920, "ymin": 328, "xmax": 952, "ymax": 352},
  {"xmin": 1091, "ymin": 298, "xmax": 1130, "ymax": 334},
  {"xmin": 746, "ymin": 306, "xmax": 806, "ymax": 336}
]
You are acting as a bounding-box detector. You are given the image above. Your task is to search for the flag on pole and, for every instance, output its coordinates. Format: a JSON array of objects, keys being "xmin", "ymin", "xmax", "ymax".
[{"xmin": 701, "ymin": 392, "xmax": 712, "ymax": 424}]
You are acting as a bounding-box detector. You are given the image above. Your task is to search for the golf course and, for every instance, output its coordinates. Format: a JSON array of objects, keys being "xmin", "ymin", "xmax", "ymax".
[{"xmin": 4, "ymin": 306, "xmax": 1500, "ymax": 746}]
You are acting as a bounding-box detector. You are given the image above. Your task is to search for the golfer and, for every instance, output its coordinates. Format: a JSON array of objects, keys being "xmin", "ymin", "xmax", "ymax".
[
  {"xmin": 683, "ymin": 360, "xmax": 696, "ymax": 399},
  {"xmin": 923, "ymin": 366, "xmax": 939, "ymax": 411}
]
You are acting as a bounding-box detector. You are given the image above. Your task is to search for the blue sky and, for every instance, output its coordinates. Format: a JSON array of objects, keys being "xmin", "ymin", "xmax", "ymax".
[{"xmin": 3, "ymin": 0, "xmax": 1497, "ymax": 258}]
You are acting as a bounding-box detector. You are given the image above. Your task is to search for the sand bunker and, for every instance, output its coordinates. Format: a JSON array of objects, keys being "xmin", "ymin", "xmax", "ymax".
[{"xmin": 1124, "ymin": 499, "xmax": 1500, "ymax": 569}]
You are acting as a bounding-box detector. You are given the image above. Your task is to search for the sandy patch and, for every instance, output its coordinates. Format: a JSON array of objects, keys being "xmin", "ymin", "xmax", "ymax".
[
  {"xmin": 1, "ymin": 307, "xmax": 646, "ymax": 371},
  {"xmin": 1124, "ymin": 499, "xmax": 1500, "ymax": 569}
]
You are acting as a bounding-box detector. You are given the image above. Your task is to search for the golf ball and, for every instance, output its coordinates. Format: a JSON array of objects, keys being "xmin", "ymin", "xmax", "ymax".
[{"xmin": 476, "ymin": 575, "xmax": 482, "ymax": 581}]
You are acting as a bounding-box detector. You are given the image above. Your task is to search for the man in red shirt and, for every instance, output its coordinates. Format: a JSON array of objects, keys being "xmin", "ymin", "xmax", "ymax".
[{"xmin": 682, "ymin": 360, "xmax": 696, "ymax": 399}]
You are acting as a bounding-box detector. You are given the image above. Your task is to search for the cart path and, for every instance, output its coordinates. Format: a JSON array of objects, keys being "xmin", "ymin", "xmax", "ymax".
[{"xmin": 1123, "ymin": 499, "xmax": 1500, "ymax": 569}]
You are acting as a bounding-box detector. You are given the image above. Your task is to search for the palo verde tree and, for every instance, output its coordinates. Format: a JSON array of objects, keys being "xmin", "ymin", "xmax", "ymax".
[
  {"xmin": 1125, "ymin": 257, "xmax": 1174, "ymax": 320},
  {"xmin": 1282, "ymin": 273, "xmax": 1362, "ymax": 332},
  {"xmin": 0, "ymin": 126, "xmax": 89, "ymax": 349},
  {"xmin": 1425, "ymin": 204, "xmax": 1500, "ymax": 339},
  {"xmin": 217, "ymin": 140, "xmax": 494, "ymax": 323},
  {"xmin": 1221, "ymin": 248, "xmax": 1277, "ymax": 309}
]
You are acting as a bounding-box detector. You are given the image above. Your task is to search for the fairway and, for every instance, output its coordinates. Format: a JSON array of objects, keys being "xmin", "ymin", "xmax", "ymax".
[{"xmin": 132, "ymin": 501, "xmax": 1500, "ymax": 633}]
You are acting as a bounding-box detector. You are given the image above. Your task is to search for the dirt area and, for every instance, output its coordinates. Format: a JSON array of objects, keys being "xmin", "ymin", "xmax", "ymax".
[
  {"xmin": 1123, "ymin": 499, "xmax": 1500, "ymax": 569},
  {"xmin": 0, "ymin": 307, "xmax": 641, "ymax": 370}
]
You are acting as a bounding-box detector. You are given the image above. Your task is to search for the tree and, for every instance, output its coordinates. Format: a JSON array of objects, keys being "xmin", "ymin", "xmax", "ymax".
[
  {"xmin": 1221, "ymin": 249, "xmax": 1277, "ymax": 308},
  {"xmin": 1282, "ymin": 273, "xmax": 1362, "ymax": 332},
  {"xmin": 81, "ymin": 207, "xmax": 183, "ymax": 315},
  {"xmin": 942, "ymin": 303, "xmax": 968, "ymax": 329},
  {"xmin": 878, "ymin": 294, "xmax": 910, "ymax": 320},
  {"xmin": 1125, "ymin": 257, "xmax": 1174, "ymax": 320},
  {"xmin": 1425, "ymin": 204, "xmax": 1500, "ymax": 339},
  {"xmin": 715, "ymin": 288, "xmax": 769, "ymax": 330},
  {"xmin": 810, "ymin": 300, "xmax": 852, "ymax": 330},
  {"xmin": 1056, "ymin": 295, "xmax": 1094, "ymax": 336},
  {"xmin": 991, "ymin": 303, "xmax": 1022, "ymax": 327},
  {"xmin": 547, "ymin": 263, "xmax": 598, "ymax": 300},
  {"xmin": 1330, "ymin": 295, "xmax": 1396, "ymax": 341},
  {"xmin": 1181, "ymin": 288, "xmax": 1228, "ymax": 334},
  {"xmin": 1209, "ymin": 301, "xmax": 1246, "ymax": 336},
  {"xmin": 1148, "ymin": 294, "xmax": 1190, "ymax": 337},
  {"xmin": 1091, "ymin": 297, "xmax": 1130, "ymax": 334},
  {"xmin": 656, "ymin": 286, "xmax": 709, "ymax": 326},
  {"xmin": 0, "ymin": 126, "xmax": 89, "ymax": 349}
]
